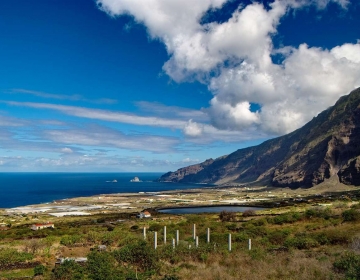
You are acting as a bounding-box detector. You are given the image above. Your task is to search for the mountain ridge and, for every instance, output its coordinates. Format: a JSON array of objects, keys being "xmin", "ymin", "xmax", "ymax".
[{"xmin": 159, "ymin": 87, "xmax": 360, "ymax": 188}]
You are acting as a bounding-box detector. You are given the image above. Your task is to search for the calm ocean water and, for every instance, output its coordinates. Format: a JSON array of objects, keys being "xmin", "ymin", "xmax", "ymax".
[{"xmin": 0, "ymin": 173, "xmax": 204, "ymax": 208}]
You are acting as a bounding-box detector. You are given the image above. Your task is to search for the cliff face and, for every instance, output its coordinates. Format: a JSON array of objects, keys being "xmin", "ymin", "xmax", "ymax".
[{"xmin": 158, "ymin": 87, "xmax": 360, "ymax": 188}]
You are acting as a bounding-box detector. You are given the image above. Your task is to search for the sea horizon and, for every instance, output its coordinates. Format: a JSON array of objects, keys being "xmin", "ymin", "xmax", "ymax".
[{"xmin": 0, "ymin": 172, "xmax": 202, "ymax": 209}]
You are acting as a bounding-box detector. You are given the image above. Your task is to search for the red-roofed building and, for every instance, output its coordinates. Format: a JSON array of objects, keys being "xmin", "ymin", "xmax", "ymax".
[
  {"xmin": 137, "ymin": 211, "xmax": 151, "ymax": 218},
  {"xmin": 30, "ymin": 222, "xmax": 55, "ymax": 230}
]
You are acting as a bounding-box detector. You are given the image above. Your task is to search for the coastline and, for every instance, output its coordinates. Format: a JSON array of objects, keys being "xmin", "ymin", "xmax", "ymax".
[{"xmin": 2, "ymin": 179, "xmax": 358, "ymax": 217}]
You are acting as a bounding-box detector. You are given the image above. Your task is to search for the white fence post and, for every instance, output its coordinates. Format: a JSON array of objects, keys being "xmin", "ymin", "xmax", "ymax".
[
  {"xmin": 154, "ymin": 231, "xmax": 157, "ymax": 250},
  {"xmin": 248, "ymin": 239, "xmax": 251, "ymax": 250},
  {"xmin": 228, "ymin": 234, "xmax": 232, "ymax": 252},
  {"xmin": 164, "ymin": 226, "xmax": 167, "ymax": 244},
  {"xmin": 207, "ymin": 228, "xmax": 210, "ymax": 243},
  {"xmin": 176, "ymin": 230, "xmax": 179, "ymax": 245},
  {"xmin": 193, "ymin": 224, "xmax": 196, "ymax": 240},
  {"xmin": 143, "ymin": 227, "xmax": 146, "ymax": 240}
]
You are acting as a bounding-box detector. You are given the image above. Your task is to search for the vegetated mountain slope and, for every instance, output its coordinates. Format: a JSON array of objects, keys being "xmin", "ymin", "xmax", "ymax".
[{"xmin": 159, "ymin": 87, "xmax": 360, "ymax": 188}]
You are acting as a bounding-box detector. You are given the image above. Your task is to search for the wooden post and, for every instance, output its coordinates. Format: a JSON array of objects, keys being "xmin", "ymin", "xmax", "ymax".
[
  {"xmin": 248, "ymin": 239, "xmax": 251, "ymax": 250},
  {"xmin": 164, "ymin": 226, "xmax": 166, "ymax": 244},
  {"xmin": 176, "ymin": 230, "xmax": 179, "ymax": 245},
  {"xmin": 228, "ymin": 234, "xmax": 232, "ymax": 252},
  {"xmin": 207, "ymin": 228, "xmax": 210, "ymax": 243},
  {"xmin": 193, "ymin": 224, "xmax": 196, "ymax": 240},
  {"xmin": 143, "ymin": 227, "xmax": 146, "ymax": 240},
  {"xmin": 154, "ymin": 232, "xmax": 157, "ymax": 250},
  {"xmin": 196, "ymin": 236, "xmax": 199, "ymax": 248}
]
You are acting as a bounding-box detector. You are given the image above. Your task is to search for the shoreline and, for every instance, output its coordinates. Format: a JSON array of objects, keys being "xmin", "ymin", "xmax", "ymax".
[{"xmin": 2, "ymin": 179, "xmax": 358, "ymax": 217}]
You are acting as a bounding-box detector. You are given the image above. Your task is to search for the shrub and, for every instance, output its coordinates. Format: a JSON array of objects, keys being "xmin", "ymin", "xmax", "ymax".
[
  {"xmin": 242, "ymin": 210, "xmax": 256, "ymax": 217},
  {"xmin": 284, "ymin": 236, "xmax": 318, "ymax": 249},
  {"xmin": 226, "ymin": 223, "xmax": 237, "ymax": 231},
  {"xmin": 34, "ymin": 264, "xmax": 46, "ymax": 276},
  {"xmin": 267, "ymin": 229, "xmax": 291, "ymax": 245},
  {"xmin": 113, "ymin": 240, "xmax": 159, "ymax": 271},
  {"xmin": 333, "ymin": 251, "xmax": 360, "ymax": 279},
  {"xmin": 269, "ymin": 212, "xmax": 302, "ymax": 225},
  {"xmin": 234, "ymin": 232, "xmax": 249, "ymax": 242},
  {"xmin": 60, "ymin": 235, "xmax": 83, "ymax": 246},
  {"xmin": 52, "ymin": 260, "xmax": 84, "ymax": 280},
  {"xmin": 87, "ymin": 251, "xmax": 120, "ymax": 280},
  {"xmin": 342, "ymin": 208, "xmax": 360, "ymax": 222},
  {"xmin": 219, "ymin": 211, "xmax": 236, "ymax": 222},
  {"xmin": 130, "ymin": 225, "xmax": 139, "ymax": 231},
  {"xmin": 309, "ymin": 228, "xmax": 352, "ymax": 246},
  {"xmin": 148, "ymin": 223, "xmax": 163, "ymax": 232},
  {"xmin": 305, "ymin": 207, "xmax": 332, "ymax": 219}
]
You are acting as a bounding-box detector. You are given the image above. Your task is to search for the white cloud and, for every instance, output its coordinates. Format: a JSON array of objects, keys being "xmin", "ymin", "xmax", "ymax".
[
  {"xmin": 135, "ymin": 101, "xmax": 208, "ymax": 122},
  {"xmin": 44, "ymin": 126, "xmax": 179, "ymax": 153},
  {"xmin": 5, "ymin": 101, "xmax": 186, "ymax": 129},
  {"xmin": 61, "ymin": 147, "xmax": 73, "ymax": 153},
  {"xmin": 183, "ymin": 120, "xmax": 204, "ymax": 137},
  {"xmin": 182, "ymin": 157, "xmax": 200, "ymax": 163},
  {"xmin": 8, "ymin": 89, "xmax": 118, "ymax": 105},
  {"xmin": 97, "ymin": 0, "xmax": 359, "ymax": 136}
]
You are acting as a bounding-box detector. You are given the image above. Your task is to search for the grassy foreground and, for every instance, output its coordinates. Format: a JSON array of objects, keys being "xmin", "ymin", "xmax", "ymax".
[{"xmin": 1, "ymin": 200, "xmax": 360, "ymax": 279}]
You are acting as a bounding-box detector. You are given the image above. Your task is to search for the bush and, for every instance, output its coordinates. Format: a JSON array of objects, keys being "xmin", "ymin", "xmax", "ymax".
[
  {"xmin": 305, "ymin": 207, "xmax": 332, "ymax": 219},
  {"xmin": 242, "ymin": 210, "xmax": 256, "ymax": 217},
  {"xmin": 148, "ymin": 223, "xmax": 163, "ymax": 232},
  {"xmin": 60, "ymin": 235, "xmax": 83, "ymax": 246},
  {"xmin": 333, "ymin": 251, "xmax": 360, "ymax": 279},
  {"xmin": 267, "ymin": 229, "xmax": 291, "ymax": 245},
  {"xmin": 268, "ymin": 212, "xmax": 302, "ymax": 225},
  {"xmin": 342, "ymin": 209, "xmax": 360, "ymax": 222},
  {"xmin": 312, "ymin": 229, "xmax": 351, "ymax": 246},
  {"xmin": 284, "ymin": 236, "xmax": 318, "ymax": 249},
  {"xmin": 34, "ymin": 264, "xmax": 46, "ymax": 276},
  {"xmin": 219, "ymin": 211, "xmax": 236, "ymax": 222},
  {"xmin": 52, "ymin": 260, "xmax": 84, "ymax": 280},
  {"xmin": 113, "ymin": 240, "xmax": 159, "ymax": 271},
  {"xmin": 87, "ymin": 251, "xmax": 120, "ymax": 280},
  {"xmin": 226, "ymin": 223, "xmax": 237, "ymax": 231}
]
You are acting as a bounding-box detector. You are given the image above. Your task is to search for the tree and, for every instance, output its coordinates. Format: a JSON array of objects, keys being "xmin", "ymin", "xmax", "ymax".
[
  {"xmin": 87, "ymin": 251, "xmax": 121, "ymax": 280},
  {"xmin": 52, "ymin": 260, "xmax": 84, "ymax": 280},
  {"xmin": 219, "ymin": 211, "xmax": 236, "ymax": 222}
]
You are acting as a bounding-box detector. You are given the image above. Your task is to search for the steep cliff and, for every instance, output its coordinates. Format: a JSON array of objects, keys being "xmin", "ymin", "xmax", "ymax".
[{"xmin": 158, "ymin": 87, "xmax": 360, "ymax": 188}]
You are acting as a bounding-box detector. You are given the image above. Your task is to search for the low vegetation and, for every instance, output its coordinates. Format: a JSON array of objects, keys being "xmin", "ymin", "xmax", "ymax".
[{"xmin": 1, "ymin": 200, "xmax": 360, "ymax": 279}]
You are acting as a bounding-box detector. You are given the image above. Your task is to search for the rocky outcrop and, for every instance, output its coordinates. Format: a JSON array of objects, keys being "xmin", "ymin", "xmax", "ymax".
[
  {"xmin": 158, "ymin": 158, "xmax": 214, "ymax": 182},
  {"xmin": 338, "ymin": 156, "xmax": 360, "ymax": 186},
  {"xmin": 159, "ymin": 87, "xmax": 360, "ymax": 188}
]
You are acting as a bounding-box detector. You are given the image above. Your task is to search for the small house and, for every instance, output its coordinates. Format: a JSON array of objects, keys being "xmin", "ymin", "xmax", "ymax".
[
  {"xmin": 137, "ymin": 211, "xmax": 151, "ymax": 218},
  {"xmin": 30, "ymin": 222, "xmax": 55, "ymax": 231},
  {"xmin": 98, "ymin": 245, "xmax": 107, "ymax": 251},
  {"xmin": 55, "ymin": 257, "xmax": 87, "ymax": 266}
]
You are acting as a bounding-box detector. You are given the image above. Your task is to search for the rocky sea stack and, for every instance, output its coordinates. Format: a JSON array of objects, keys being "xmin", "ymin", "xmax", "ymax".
[{"xmin": 159, "ymin": 88, "xmax": 360, "ymax": 188}]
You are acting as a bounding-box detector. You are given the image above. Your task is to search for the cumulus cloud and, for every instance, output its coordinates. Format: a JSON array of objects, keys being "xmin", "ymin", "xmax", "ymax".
[
  {"xmin": 183, "ymin": 120, "xmax": 204, "ymax": 137},
  {"xmin": 97, "ymin": 0, "xmax": 360, "ymax": 136}
]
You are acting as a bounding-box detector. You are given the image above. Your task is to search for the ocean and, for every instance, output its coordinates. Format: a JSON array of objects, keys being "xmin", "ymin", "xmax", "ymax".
[{"xmin": 0, "ymin": 173, "xmax": 204, "ymax": 208}]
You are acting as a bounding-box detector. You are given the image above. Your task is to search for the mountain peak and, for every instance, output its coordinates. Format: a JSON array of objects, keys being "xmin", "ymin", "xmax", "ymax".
[{"xmin": 159, "ymin": 87, "xmax": 360, "ymax": 188}]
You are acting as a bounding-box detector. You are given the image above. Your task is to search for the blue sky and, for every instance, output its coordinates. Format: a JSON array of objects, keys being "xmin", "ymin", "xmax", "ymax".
[{"xmin": 0, "ymin": 0, "xmax": 359, "ymax": 172}]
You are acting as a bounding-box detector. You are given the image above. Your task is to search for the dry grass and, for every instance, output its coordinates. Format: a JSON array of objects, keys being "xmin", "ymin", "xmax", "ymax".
[{"xmin": 175, "ymin": 250, "xmax": 342, "ymax": 280}]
